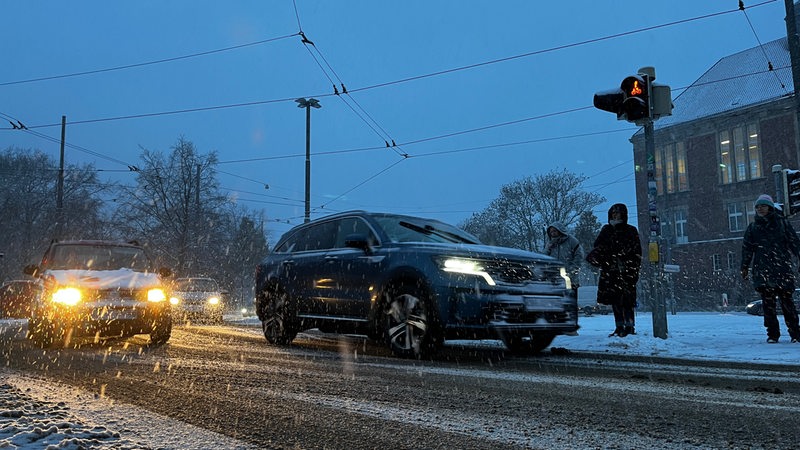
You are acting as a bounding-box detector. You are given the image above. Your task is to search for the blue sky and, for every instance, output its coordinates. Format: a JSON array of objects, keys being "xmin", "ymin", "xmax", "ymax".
[{"xmin": 0, "ymin": 1, "xmax": 788, "ymax": 241}]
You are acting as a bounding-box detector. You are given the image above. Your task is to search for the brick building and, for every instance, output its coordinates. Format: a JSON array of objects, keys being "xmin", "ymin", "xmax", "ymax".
[{"xmin": 632, "ymin": 33, "xmax": 798, "ymax": 310}]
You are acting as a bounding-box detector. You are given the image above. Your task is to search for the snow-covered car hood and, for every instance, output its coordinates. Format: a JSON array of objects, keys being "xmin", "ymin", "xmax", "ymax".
[{"xmin": 45, "ymin": 269, "xmax": 163, "ymax": 289}]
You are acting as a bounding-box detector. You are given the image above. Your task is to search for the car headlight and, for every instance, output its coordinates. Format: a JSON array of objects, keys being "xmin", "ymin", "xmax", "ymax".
[
  {"xmin": 439, "ymin": 258, "xmax": 496, "ymax": 286},
  {"xmin": 52, "ymin": 287, "xmax": 82, "ymax": 306},
  {"xmin": 169, "ymin": 297, "xmax": 180, "ymax": 305},
  {"xmin": 147, "ymin": 288, "xmax": 167, "ymax": 303},
  {"xmin": 208, "ymin": 296, "xmax": 220, "ymax": 305}
]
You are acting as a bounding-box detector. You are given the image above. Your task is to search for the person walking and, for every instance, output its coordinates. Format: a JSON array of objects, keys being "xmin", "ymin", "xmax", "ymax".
[
  {"xmin": 545, "ymin": 221, "xmax": 584, "ymax": 291},
  {"xmin": 586, "ymin": 203, "xmax": 642, "ymax": 337},
  {"xmin": 741, "ymin": 194, "xmax": 800, "ymax": 344}
]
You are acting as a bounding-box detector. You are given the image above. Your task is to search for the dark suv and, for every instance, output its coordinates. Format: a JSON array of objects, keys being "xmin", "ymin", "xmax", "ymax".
[
  {"xmin": 23, "ymin": 240, "xmax": 173, "ymax": 348},
  {"xmin": 255, "ymin": 211, "xmax": 577, "ymax": 358}
]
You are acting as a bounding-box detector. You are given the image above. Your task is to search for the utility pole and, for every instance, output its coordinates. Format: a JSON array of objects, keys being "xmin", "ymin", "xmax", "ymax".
[
  {"xmin": 56, "ymin": 115, "xmax": 66, "ymax": 239},
  {"xmin": 295, "ymin": 98, "xmax": 321, "ymax": 223},
  {"xmin": 785, "ymin": 0, "xmax": 800, "ymax": 156}
]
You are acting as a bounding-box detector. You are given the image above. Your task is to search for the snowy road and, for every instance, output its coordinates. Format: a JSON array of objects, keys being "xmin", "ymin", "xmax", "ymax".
[{"xmin": 2, "ymin": 314, "xmax": 800, "ymax": 449}]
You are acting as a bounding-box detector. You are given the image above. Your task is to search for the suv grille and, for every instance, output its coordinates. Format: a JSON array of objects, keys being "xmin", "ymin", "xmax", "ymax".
[{"xmin": 483, "ymin": 260, "xmax": 562, "ymax": 285}]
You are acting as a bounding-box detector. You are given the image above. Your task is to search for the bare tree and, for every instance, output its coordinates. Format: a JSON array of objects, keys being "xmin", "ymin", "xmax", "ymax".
[
  {"xmin": 462, "ymin": 169, "xmax": 604, "ymax": 252},
  {"xmin": 0, "ymin": 147, "xmax": 107, "ymax": 280},
  {"xmin": 114, "ymin": 137, "xmax": 228, "ymax": 274}
]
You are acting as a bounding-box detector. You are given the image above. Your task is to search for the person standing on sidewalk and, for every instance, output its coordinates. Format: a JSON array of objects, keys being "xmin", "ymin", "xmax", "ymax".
[
  {"xmin": 741, "ymin": 194, "xmax": 800, "ymax": 343},
  {"xmin": 545, "ymin": 221, "xmax": 584, "ymax": 292},
  {"xmin": 586, "ymin": 203, "xmax": 642, "ymax": 337}
]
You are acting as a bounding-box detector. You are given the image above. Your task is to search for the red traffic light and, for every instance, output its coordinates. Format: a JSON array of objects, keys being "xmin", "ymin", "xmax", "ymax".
[{"xmin": 620, "ymin": 75, "xmax": 650, "ymax": 122}]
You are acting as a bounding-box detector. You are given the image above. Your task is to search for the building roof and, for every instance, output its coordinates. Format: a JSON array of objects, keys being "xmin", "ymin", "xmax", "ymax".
[{"xmin": 652, "ymin": 37, "xmax": 793, "ymax": 131}]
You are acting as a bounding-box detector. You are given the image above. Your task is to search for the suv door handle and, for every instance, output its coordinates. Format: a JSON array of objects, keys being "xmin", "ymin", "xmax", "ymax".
[{"xmin": 281, "ymin": 260, "xmax": 295, "ymax": 266}]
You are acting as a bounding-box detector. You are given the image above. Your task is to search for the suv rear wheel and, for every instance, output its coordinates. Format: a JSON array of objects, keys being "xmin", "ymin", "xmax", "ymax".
[
  {"xmin": 262, "ymin": 290, "xmax": 298, "ymax": 345},
  {"xmin": 383, "ymin": 282, "xmax": 440, "ymax": 359}
]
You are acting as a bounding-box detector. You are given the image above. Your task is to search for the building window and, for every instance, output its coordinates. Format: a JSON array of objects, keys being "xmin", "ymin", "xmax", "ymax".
[
  {"xmin": 719, "ymin": 123, "xmax": 761, "ymax": 184},
  {"xmin": 727, "ymin": 252, "xmax": 737, "ymax": 270},
  {"xmin": 656, "ymin": 142, "xmax": 689, "ymax": 194},
  {"xmin": 712, "ymin": 254, "xmax": 722, "ymax": 272},
  {"xmin": 728, "ymin": 202, "xmax": 746, "ymax": 232},
  {"xmin": 674, "ymin": 210, "xmax": 688, "ymax": 244}
]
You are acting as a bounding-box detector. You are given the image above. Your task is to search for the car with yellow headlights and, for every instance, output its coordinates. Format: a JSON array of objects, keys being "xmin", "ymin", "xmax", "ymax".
[
  {"xmin": 169, "ymin": 277, "xmax": 224, "ymax": 324},
  {"xmin": 23, "ymin": 240, "xmax": 173, "ymax": 348}
]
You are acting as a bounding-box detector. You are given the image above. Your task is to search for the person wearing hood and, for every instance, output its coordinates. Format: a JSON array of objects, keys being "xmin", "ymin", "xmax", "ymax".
[
  {"xmin": 545, "ymin": 221, "xmax": 584, "ymax": 290},
  {"xmin": 586, "ymin": 203, "xmax": 642, "ymax": 337},
  {"xmin": 741, "ymin": 194, "xmax": 800, "ymax": 344}
]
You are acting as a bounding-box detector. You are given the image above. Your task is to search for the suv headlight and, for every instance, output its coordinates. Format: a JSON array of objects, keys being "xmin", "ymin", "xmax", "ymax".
[
  {"xmin": 559, "ymin": 267, "xmax": 573, "ymax": 290},
  {"xmin": 148, "ymin": 288, "xmax": 167, "ymax": 302},
  {"xmin": 438, "ymin": 257, "xmax": 496, "ymax": 286},
  {"xmin": 208, "ymin": 296, "xmax": 220, "ymax": 305},
  {"xmin": 52, "ymin": 287, "xmax": 82, "ymax": 306}
]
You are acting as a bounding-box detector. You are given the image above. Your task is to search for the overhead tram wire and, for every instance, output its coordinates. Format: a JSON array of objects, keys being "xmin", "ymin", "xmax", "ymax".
[
  {"xmin": 0, "ymin": 33, "xmax": 299, "ymax": 87},
  {"xmin": 1, "ymin": 4, "xmax": 767, "ymax": 132},
  {"xmin": 738, "ymin": 0, "xmax": 788, "ymax": 91},
  {"xmin": 297, "ymin": 32, "xmax": 408, "ymax": 157},
  {"xmin": 345, "ymin": 1, "xmax": 777, "ymax": 95}
]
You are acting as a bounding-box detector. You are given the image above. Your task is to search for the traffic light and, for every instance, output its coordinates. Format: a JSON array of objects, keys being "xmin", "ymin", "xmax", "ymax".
[
  {"xmin": 594, "ymin": 71, "xmax": 653, "ymax": 123},
  {"xmin": 782, "ymin": 168, "xmax": 800, "ymax": 217},
  {"xmin": 620, "ymin": 74, "xmax": 650, "ymax": 122}
]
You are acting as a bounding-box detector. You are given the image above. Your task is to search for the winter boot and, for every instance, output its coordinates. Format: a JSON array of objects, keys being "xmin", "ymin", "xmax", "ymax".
[{"xmin": 608, "ymin": 326, "xmax": 624, "ymax": 337}]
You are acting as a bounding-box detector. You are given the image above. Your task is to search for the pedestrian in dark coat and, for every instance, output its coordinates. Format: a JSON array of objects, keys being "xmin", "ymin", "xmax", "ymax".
[
  {"xmin": 587, "ymin": 203, "xmax": 642, "ymax": 337},
  {"xmin": 546, "ymin": 221, "xmax": 584, "ymax": 291},
  {"xmin": 741, "ymin": 194, "xmax": 800, "ymax": 343}
]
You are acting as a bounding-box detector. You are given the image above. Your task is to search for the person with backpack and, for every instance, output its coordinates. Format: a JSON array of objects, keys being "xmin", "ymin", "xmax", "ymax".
[
  {"xmin": 741, "ymin": 194, "xmax": 800, "ymax": 343},
  {"xmin": 545, "ymin": 221, "xmax": 584, "ymax": 291},
  {"xmin": 586, "ymin": 203, "xmax": 642, "ymax": 337}
]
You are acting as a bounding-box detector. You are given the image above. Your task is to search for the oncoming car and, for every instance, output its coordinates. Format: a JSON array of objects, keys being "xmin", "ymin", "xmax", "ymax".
[
  {"xmin": 255, "ymin": 211, "xmax": 578, "ymax": 358},
  {"xmin": 745, "ymin": 290, "xmax": 800, "ymax": 316},
  {"xmin": 23, "ymin": 240, "xmax": 173, "ymax": 348},
  {"xmin": 169, "ymin": 277, "xmax": 224, "ymax": 324}
]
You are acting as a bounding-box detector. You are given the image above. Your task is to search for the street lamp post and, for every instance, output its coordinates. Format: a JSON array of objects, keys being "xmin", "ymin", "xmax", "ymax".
[{"xmin": 295, "ymin": 98, "xmax": 321, "ymax": 223}]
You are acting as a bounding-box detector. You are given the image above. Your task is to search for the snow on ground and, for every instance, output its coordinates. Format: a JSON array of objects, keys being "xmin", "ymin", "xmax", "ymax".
[{"xmin": 1, "ymin": 311, "xmax": 798, "ymax": 449}]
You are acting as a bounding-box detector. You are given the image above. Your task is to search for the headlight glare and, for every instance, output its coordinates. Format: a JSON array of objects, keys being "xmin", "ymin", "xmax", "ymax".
[
  {"xmin": 208, "ymin": 296, "xmax": 220, "ymax": 305},
  {"xmin": 440, "ymin": 258, "xmax": 496, "ymax": 286},
  {"xmin": 148, "ymin": 288, "xmax": 167, "ymax": 302},
  {"xmin": 52, "ymin": 287, "xmax": 82, "ymax": 306},
  {"xmin": 169, "ymin": 297, "xmax": 180, "ymax": 305}
]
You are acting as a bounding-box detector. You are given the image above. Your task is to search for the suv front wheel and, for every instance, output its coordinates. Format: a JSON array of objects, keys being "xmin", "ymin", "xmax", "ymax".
[{"xmin": 383, "ymin": 282, "xmax": 440, "ymax": 359}]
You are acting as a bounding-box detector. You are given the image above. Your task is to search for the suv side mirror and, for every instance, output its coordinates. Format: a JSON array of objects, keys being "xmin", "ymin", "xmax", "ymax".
[
  {"xmin": 158, "ymin": 267, "xmax": 173, "ymax": 278},
  {"xmin": 23, "ymin": 264, "xmax": 39, "ymax": 277},
  {"xmin": 344, "ymin": 233, "xmax": 373, "ymax": 254}
]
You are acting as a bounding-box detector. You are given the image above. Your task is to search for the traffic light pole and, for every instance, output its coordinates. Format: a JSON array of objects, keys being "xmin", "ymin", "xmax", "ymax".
[{"xmin": 645, "ymin": 120, "xmax": 668, "ymax": 339}]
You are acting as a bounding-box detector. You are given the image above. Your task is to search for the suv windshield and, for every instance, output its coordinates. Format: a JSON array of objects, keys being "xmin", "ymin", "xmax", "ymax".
[
  {"xmin": 374, "ymin": 216, "xmax": 480, "ymax": 244},
  {"xmin": 174, "ymin": 279, "xmax": 219, "ymax": 292},
  {"xmin": 48, "ymin": 244, "xmax": 149, "ymax": 271}
]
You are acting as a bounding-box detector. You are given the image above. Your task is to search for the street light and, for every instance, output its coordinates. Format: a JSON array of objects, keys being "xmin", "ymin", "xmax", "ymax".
[{"xmin": 295, "ymin": 97, "xmax": 321, "ymax": 223}]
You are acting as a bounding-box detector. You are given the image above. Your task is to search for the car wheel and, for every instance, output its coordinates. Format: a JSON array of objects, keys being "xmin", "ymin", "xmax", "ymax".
[
  {"xmin": 149, "ymin": 313, "xmax": 172, "ymax": 346},
  {"xmin": 262, "ymin": 290, "xmax": 298, "ymax": 345},
  {"xmin": 501, "ymin": 332, "xmax": 555, "ymax": 354},
  {"xmin": 383, "ymin": 283, "xmax": 440, "ymax": 359}
]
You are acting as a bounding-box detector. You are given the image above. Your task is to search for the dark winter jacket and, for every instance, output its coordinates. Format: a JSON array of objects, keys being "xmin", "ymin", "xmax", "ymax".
[
  {"xmin": 741, "ymin": 210, "xmax": 800, "ymax": 292},
  {"xmin": 546, "ymin": 221, "xmax": 584, "ymax": 286},
  {"xmin": 590, "ymin": 204, "xmax": 642, "ymax": 307}
]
